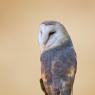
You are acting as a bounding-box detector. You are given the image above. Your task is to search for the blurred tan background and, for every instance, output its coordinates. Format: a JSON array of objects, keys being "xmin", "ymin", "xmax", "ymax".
[{"xmin": 0, "ymin": 0, "xmax": 95, "ymax": 95}]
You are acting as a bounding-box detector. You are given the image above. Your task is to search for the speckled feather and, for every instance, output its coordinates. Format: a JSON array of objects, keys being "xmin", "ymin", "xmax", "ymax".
[{"xmin": 40, "ymin": 39, "xmax": 77, "ymax": 95}]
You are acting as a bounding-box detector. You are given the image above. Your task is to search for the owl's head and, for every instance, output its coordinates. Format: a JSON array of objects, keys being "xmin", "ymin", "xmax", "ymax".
[{"xmin": 38, "ymin": 21, "xmax": 70, "ymax": 52}]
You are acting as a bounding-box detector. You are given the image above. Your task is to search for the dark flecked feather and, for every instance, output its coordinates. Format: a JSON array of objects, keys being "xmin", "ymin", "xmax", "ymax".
[{"xmin": 40, "ymin": 39, "xmax": 77, "ymax": 95}]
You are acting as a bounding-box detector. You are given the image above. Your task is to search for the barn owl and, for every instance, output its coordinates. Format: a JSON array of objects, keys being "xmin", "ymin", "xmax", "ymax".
[{"xmin": 38, "ymin": 21, "xmax": 77, "ymax": 95}]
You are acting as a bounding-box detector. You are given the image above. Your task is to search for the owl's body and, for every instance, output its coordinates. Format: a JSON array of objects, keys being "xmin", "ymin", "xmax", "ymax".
[{"xmin": 38, "ymin": 21, "xmax": 77, "ymax": 95}]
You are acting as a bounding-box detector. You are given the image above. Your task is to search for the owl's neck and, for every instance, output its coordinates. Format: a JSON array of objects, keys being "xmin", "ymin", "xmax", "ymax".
[{"xmin": 40, "ymin": 37, "xmax": 73, "ymax": 54}]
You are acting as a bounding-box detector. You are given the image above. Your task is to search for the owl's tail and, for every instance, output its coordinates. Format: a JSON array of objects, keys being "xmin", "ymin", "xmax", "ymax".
[{"xmin": 40, "ymin": 78, "xmax": 48, "ymax": 95}]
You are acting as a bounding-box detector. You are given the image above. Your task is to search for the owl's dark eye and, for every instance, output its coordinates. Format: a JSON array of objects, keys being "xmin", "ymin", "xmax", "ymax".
[{"xmin": 48, "ymin": 31, "xmax": 56, "ymax": 37}]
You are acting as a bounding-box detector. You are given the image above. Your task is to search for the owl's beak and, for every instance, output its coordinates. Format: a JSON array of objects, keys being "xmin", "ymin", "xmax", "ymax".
[{"xmin": 43, "ymin": 36, "xmax": 49, "ymax": 46}]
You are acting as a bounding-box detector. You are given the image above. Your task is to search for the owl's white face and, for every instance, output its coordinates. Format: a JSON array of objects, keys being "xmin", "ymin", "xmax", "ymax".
[{"xmin": 38, "ymin": 21, "xmax": 69, "ymax": 52}]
